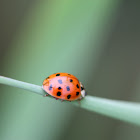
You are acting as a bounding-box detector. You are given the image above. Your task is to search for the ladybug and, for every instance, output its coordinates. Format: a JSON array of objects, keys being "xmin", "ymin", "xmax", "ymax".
[{"xmin": 42, "ymin": 72, "xmax": 86, "ymax": 101}]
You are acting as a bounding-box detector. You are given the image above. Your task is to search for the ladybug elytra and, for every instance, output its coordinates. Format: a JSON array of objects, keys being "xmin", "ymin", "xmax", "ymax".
[{"xmin": 42, "ymin": 73, "xmax": 86, "ymax": 101}]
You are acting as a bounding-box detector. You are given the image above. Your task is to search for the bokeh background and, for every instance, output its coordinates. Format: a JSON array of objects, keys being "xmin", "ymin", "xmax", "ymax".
[{"xmin": 1, "ymin": 0, "xmax": 140, "ymax": 140}]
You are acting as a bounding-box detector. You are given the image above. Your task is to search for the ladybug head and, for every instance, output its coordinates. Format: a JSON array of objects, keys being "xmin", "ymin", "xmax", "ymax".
[{"xmin": 80, "ymin": 82, "xmax": 87, "ymax": 98}]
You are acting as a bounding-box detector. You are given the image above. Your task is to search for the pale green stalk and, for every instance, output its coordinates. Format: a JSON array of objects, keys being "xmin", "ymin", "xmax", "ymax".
[{"xmin": 1, "ymin": 76, "xmax": 140, "ymax": 126}]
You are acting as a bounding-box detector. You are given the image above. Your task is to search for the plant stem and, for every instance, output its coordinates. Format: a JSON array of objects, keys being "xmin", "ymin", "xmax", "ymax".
[
  {"xmin": 1, "ymin": 75, "xmax": 140, "ymax": 126},
  {"xmin": 0, "ymin": 76, "xmax": 45, "ymax": 96},
  {"xmin": 78, "ymin": 96, "xmax": 140, "ymax": 126}
]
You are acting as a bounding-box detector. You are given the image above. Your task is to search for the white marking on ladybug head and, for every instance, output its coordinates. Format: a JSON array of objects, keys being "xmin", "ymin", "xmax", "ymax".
[
  {"xmin": 80, "ymin": 82, "xmax": 86, "ymax": 98},
  {"xmin": 81, "ymin": 90, "xmax": 86, "ymax": 98}
]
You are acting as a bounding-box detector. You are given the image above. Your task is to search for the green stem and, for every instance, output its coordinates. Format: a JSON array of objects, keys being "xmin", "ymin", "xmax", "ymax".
[
  {"xmin": 1, "ymin": 76, "xmax": 140, "ymax": 126},
  {"xmin": 0, "ymin": 76, "xmax": 45, "ymax": 96}
]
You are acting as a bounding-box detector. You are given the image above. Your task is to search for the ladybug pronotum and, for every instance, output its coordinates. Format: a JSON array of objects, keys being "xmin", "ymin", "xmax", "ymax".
[{"xmin": 42, "ymin": 72, "xmax": 86, "ymax": 101}]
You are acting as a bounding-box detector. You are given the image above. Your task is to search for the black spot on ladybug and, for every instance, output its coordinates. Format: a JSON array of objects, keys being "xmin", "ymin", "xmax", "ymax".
[
  {"xmin": 57, "ymin": 91, "xmax": 61, "ymax": 96},
  {"xmin": 81, "ymin": 87, "xmax": 84, "ymax": 91},
  {"xmin": 46, "ymin": 77, "xmax": 49, "ymax": 79},
  {"xmin": 56, "ymin": 73, "xmax": 60, "ymax": 76},
  {"xmin": 76, "ymin": 92, "xmax": 79, "ymax": 96},
  {"xmin": 70, "ymin": 79, "xmax": 73, "ymax": 82},
  {"xmin": 66, "ymin": 86, "xmax": 70, "ymax": 91},
  {"xmin": 58, "ymin": 87, "xmax": 62, "ymax": 90},
  {"xmin": 58, "ymin": 79, "xmax": 62, "ymax": 84},
  {"xmin": 76, "ymin": 84, "xmax": 79, "ymax": 88},
  {"xmin": 49, "ymin": 84, "xmax": 53, "ymax": 90},
  {"xmin": 67, "ymin": 94, "xmax": 71, "ymax": 99},
  {"xmin": 68, "ymin": 73, "xmax": 71, "ymax": 75}
]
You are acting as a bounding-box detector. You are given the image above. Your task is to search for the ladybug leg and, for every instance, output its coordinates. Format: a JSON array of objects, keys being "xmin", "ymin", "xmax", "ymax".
[
  {"xmin": 61, "ymin": 100, "xmax": 64, "ymax": 102},
  {"xmin": 53, "ymin": 97, "xmax": 59, "ymax": 100},
  {"xmin": 77, "ymin": 98, "xmax": 81, "ymax": 105},
  {"xmin": 43, "ymin": 94, "xmax": 49, "ymax": 97}
]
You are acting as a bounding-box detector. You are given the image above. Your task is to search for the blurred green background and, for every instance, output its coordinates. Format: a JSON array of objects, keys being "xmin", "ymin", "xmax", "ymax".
[{"xmin": 1, "ymin": 0, "xmax": 140, "ymax": 140}]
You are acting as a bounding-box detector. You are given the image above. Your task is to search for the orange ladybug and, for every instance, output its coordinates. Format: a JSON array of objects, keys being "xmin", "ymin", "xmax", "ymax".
[{"xmin": 42, "ymin": 73, "xmax": 86, "ymax": 101}]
